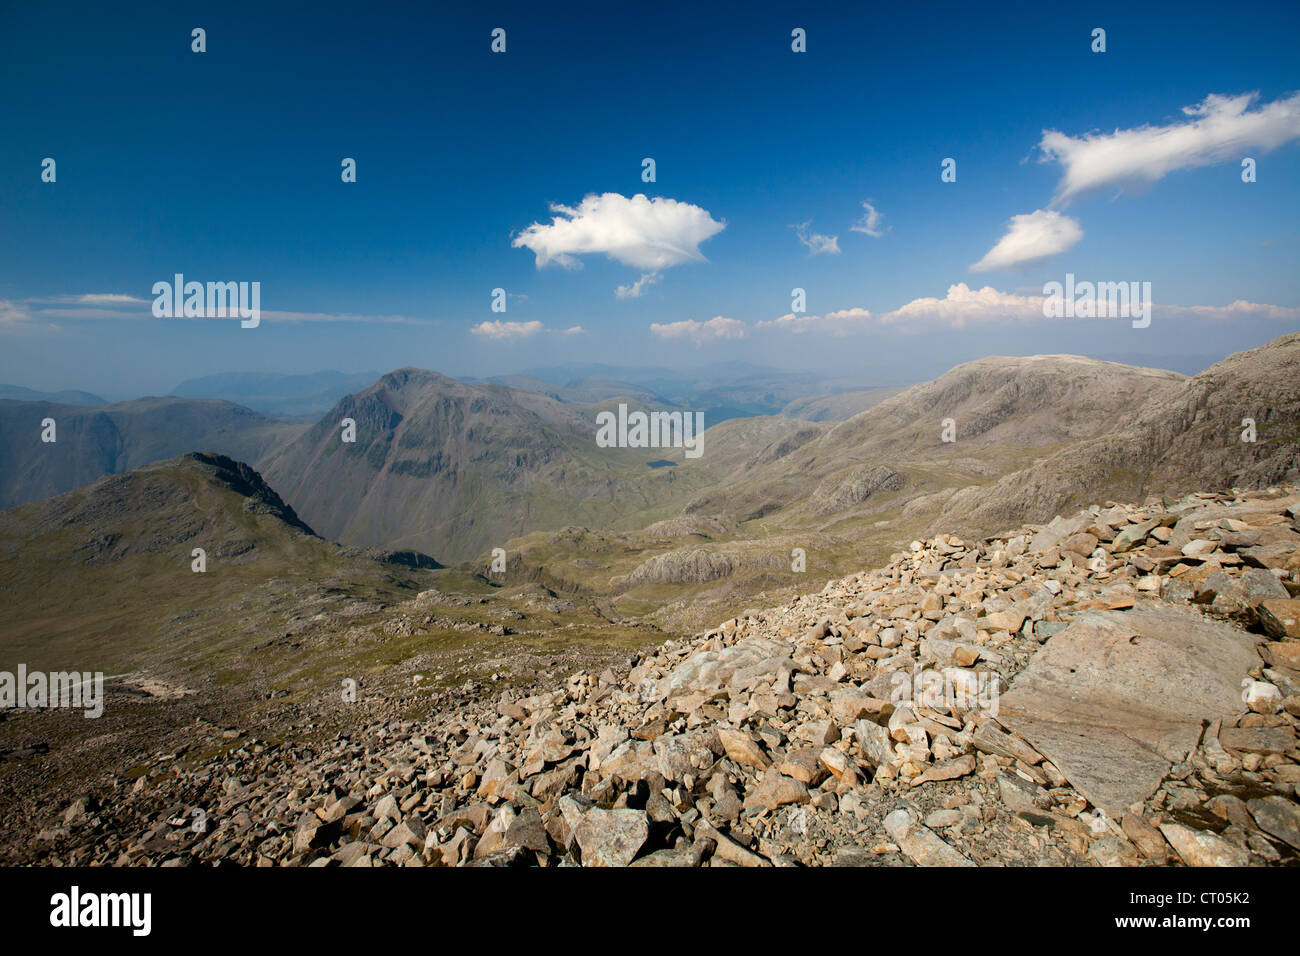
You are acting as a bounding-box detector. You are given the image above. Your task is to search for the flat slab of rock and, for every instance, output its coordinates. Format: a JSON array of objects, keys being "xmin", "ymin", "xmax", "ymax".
[
  {"xmin": 1248, "ymin": 796, "xmax": 1300, "ymax": 850},
  {"xmin": 1258, "ymin": 600, "xmax": 1300, "ymax": 639},
  {"xmin": 997, "ymin": 607, "xmax": 1262, "ymax": 818},
  {"xmin": 1030, "ymin": 514, "xmax": 1088, "ymax": 553},
  {"xmin": 883, "ymin": 809, "xmax": 975, "ymax": 867},
  {"xmin": 574, "ymin": 809, "xmax": 648, "ymax": 867},
  {"xmin": 1159, "ymin": 823, "xmax": 1250, "ymax": 867},
  {"xmin": 662, "ymin": 637, "xmax": 792, "ymax": 697}
]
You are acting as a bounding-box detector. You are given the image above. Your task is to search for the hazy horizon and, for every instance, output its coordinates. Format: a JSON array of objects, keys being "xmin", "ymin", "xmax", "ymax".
[{"xmin": 0, "ymin": 341, "xmax": 1269, "ymax": 406}]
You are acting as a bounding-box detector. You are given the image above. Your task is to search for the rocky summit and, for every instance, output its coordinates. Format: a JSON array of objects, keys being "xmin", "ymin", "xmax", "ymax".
[{"xmin": 23, "ymin": 485, "xmax": 1300, "ymax": 867}]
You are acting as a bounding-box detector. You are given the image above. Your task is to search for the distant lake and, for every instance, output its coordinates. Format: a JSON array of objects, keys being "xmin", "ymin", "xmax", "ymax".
[{"xmin": 646, "ymin": 460, "xmax": 676, "ymax": 469}]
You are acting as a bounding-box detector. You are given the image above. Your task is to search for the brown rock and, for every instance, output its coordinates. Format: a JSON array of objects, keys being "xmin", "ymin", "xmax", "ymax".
[
  {"xmin": 777, "ymin": 747, "xmax": 828, "ymax": 785},
  {"xmin": 743, "ymin": 769, "xmax": 810, "ymax": 811},
  {"xmin": 1264, "ymin": 641, "xmax": 1300, "ymax": 670},
  {"xmin": 1218, "ymin": 725, "xmax": 1295, "ymax": 754},
  {"xmin": 1121, "ymin": 813, "xmax": 1169, "ymax": 861},
  {"xmin": 1258, "ymin": 600, "xmax": 1300, "ymax": 639},
  {"xmin": 910, "ymin": 754, "xmax": 976, "ymax": 787},
  {"xmin": 1158, "ymin": 823, "xmax": 1250, "ymax": 867},
  {"xmin": 716, "ymin": 727, "xmax": 771, "ymax": 770}
]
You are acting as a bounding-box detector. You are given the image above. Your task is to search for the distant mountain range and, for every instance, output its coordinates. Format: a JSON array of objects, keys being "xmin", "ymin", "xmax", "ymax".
[
  {"xmin": 0, "ymin": 384, "xmax": 106, "ymax": 405},
  {"xmin": 468, "ymin": 334, "xmax": 1300, "ymax": 631},
  {"xmin": 169, "ymin": 370, "xmax": 382, "ymax": 422},
  {"xmin": 1, "ymin": 334, "xmax": 1296, "ymax": 592},
  {"xmin": 0, "ymin": 396, "xmax": 301, "ymax": 510},
  {"xmin": 465, "ymin": 362, "xmax": 892, "ymax": 424}
]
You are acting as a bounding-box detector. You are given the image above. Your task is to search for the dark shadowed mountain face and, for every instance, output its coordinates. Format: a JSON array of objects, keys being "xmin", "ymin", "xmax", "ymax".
[
  {"xmin": 0, "ymin": 397, "xmax": 303, "ymax": 510},
  {"xmin": 256, "ymin": 368, "xmax": 713, "ymax": 563}
]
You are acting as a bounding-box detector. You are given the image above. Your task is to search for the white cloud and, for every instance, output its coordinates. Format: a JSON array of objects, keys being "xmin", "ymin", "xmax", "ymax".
[
  {"xmin": 471, "ymin": 320, "xmax": 545, "ymax": 341},
  {"xmin": 756, "ymin": 308, "xmax": 874, "ymax": 336},
  {"xmin": 756, "ymin": 283, "xmax": 1300, "ymax": 333},
  {"xmin": 28, "ymin": 293, "xmax": 149, "ymax": 306},
  {"xmin": 1042, "ymin": 91, "xmax": 1300, "ymax": 204},
  {"xmin": 850, "ymin": 200, "xmax": 888, "ymax": 237},
  {"xmin": 16, "ymin": 292, "xmax": 152, "ymax": 321},
  {"xmin": 1159, "ymin": 300, "xmax": 1300, "ymax": 322},
  {"xmin": 512, "ymin": 192, "xmax": 725, "ymax": 272},
  {"xmin": 792, "ymin": 222, "xmax": 840, "ymax": 256},
  {"xmin": 650, "ymin": 315, "xmax": 746, "ymax": 347},
  {"xmin": 615, "ymin": 272, "xmax": 661, "ymax": 299},
  {"xmin": 12, "ymin": 292, "xmax": 435, "ymax": 325},
  {"xmin": 471, "ymin": 320, "xmax": 588, "ymax": 340},
  {"xmin": 881, "ymin": 283, "xmax": 1046, "ymax": 327},
  {"xmin": 970, "ymin": 209, "xmax": 1083, "ymax": 272},
  {"xmin": 74, "ymin": 293, "xmax": 146, "ymax": 305}
]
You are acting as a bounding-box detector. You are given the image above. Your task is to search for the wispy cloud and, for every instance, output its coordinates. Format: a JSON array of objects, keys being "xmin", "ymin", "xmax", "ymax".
[
  {"xmin": 970, "ymin": 209, "xmax": 1083, "ymax": 272},
  {"xmin": 0, "ymin": 293, "xmax": 438, "ymax": 326},
  {"xmin": 29, "ymin": 293, "xmax": 149, "ymax": 306},
  {"xmin": 470, "ymin": 320, "xmax": 586, "ymax": 341},
  {"xmin": 850, "ymin": 200, "xmax": 888, "ymax": 237},
  {"xmin": 0, "ymin": 300, "xmax": 34, "ymax": 326},
  {"xmin": 19, "ymin": 292, "xmax": 152, "ymax": 321},
  {"xmin": 0, "ymin": 299, "xmax": 63, "ymax": 335},
  {"xmin": 512, "ymin": 192, "xmax": 725, "ymax": 274},
  {"xmin": 1158, "ymin": 300, "xmax": 1300, "ymax": 322},
  {"xmin": 1042, "ymin": 91, "xmax": 1300, "ymax": 204},
  {"xmin": 792, "ymin": 221, "xmax": 840, "ymax": 256},
  {"xmin": 649, "ymin": 315, "xmax": 746, "ymax": 346},
  {"xmin": 615, "ymin": 272, "xmax": 661, "ymax": 299},
  {"xmin": 757, "ymin": 284, "xmax": 1300, "ymax": 333},
  {"xmin": 471, "ymin": 320, "xmax": 544, "ymax": 341},
  {"xmin": 756, "ymin": 308, "xmax": 874, "ymax": 336}
]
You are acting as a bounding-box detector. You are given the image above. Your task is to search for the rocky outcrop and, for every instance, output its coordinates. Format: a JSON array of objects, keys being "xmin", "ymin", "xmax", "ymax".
[{"xmin": 810, "ymin": 465, "xmax": 905, "ymax": 516}]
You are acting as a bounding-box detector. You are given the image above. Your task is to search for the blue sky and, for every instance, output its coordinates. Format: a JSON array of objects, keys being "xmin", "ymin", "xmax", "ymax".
[{"xmin": 2, "ymin": 0, "xmax": 1298, "ymax": 398}]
